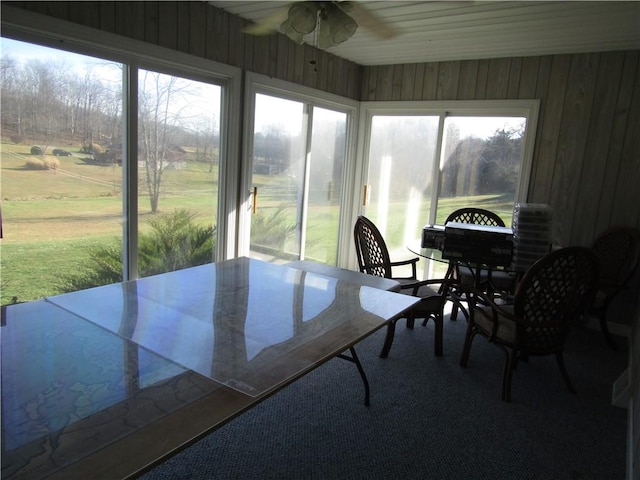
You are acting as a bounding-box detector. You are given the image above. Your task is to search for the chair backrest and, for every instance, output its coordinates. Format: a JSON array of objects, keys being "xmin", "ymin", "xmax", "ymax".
[
  {"xmin": 354, "ymin": 216, "xmax": 392, "ymax": 278},
  {"xmin": 445, "ymin": 207, "xmax": 505, "ymax": 227},
  {"xmin": 513, "ymin": 246, "xmax": 600, "ymax": 353},
  {"xmin": 591, "ymin": 226, "xmax": 640, "ymax": 291}
]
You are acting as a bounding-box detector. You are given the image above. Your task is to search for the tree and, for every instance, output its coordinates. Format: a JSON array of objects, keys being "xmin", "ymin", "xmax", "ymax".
[{"xmin": 138, "ymin": 71, "xmax": 193, "ymax": 213}]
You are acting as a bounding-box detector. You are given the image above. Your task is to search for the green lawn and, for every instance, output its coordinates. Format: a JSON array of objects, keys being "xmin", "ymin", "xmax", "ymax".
[{"xmin": 1, "ymin": 140, "xmax": 515, "ymax": 305}]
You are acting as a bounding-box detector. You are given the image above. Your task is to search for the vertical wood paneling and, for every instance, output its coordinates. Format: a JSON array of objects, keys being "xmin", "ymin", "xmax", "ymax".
[
  {"xmin": 114, "ymin": 1, "xmax": 143, "ymax": 41},
  {"xmin": 474, "ymin": 59, "xmax": 490, "ymax": 99},
  {"xmin": 531, "ymin": 55, "xmax": 570, "ymax": 209},
  {"xmin": 267, "ymin": 34, "xmax": 279, "ymax": 79},
  {"xmin": 506, "ymin": 57, "xmax": 522, "ymax": 99},
  {"xmin": 292, "ymin": 42, "xmax": 304, "ymax": 85},
  {"xmin": 157, "ymin": 1, "xmax": 177, "ymax": 51},
  {"xmin": 376, "ymin": 65, "xmax": 395, "ymax": 101},
  {"xmin": 485, "ymin": 57, "xmax": 511, "ymax": 99},
  {"xmin": 391, "ymin": 64, "xmax": 403, "ymax": 101},
  {"xmin": 68, "ymin": 2, "xmax": 100, "ymax": 30},
  {"xmin": 421, "ymin": 63, "xmax": 439, "ymax": 100},
  {"xmin": 602, "ymin": 52, "xmax": 639, "ymax": 227},
  {"xmin": 276, "ymin": 34, "xmax": 289, "ymax": 80},
  {"xmin": 413, "ymin": 63, "xmax": 425, "ymax": 99},
  {"xmin": 176, "ymin": 1, "xmax": 190, "ymax": 54},
  {"xmin": 211, "ymin": 6, "xmax": 229, "ymax": 65},
  {"xmin": 143, "ymin": 2, "xmax": 159, "ymax": 46},
  {"xmin": 251, "ymin": 36, "xmax": 269, "ymax": 76},
  {"xmin": 97, "ymin": 2, "xmax": 116, "ymax": 34},
  {"xmin": 362, "ymin": 66, "xmax": 378, "ymax": 101},
  {"xmin": 285, "ymin": 37, "xmax": 297, "ymax": 83},
  {"xmin": 303, "ymin": 44, "xmax": 317, "ymax": 87},
  {"xmin": 611, "ymin": 54, "xmax": 640, "ymax": 227},
  {"xmin": 188, "ymin": 2, "xmax": 207, "ymax": 59},
  {"xmin": 457, "ymin": 60, "xmax": 479, "ymax": 100},
  {"xmin": 576, "ymin": 52, "xmax": 624, "ymax": 242},
  {"xmin": 518, "ymin": 56, "xmax": 540, "ymax": 98},
  {"xmin": 552, "ymin": 53, "xmax": 599, "ymax": 244},
  {"xmin": 400, "ymin": 64, "xmax": 416, "ymax": 101},
  {"xmin": 227, "ymin": 13, "xmax": 246, "ymax": 67},
  {"xmin": 436, "ymin": 60, "xmax": 460, "ymax": 100}
]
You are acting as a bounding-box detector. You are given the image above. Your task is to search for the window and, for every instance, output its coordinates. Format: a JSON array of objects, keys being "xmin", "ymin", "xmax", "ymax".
[
  {"xmin": 0, "ymin": 29, "xmax": 240, "ymax": 305},
  {"xmin": 0, "ymin": 38, "xmax": 125, "ymax": 304},
  {"xmin": 358, "ymin": 101, "xmax": 538, "ymax": 277},
  {"xmin": 240, "ymin": 74, "xmax": 358, "ymax": 266}
]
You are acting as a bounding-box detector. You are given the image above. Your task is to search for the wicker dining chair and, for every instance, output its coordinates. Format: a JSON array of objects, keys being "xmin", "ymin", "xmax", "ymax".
[
  {"xmin": 443, "ymin": 207, "xmax": 515, "ymax": 320},
  {"xmin": 354, "ymin": 215, "xmax": 450, "ymax": 357},
  {"xmin": 459, "ymin": 246, "xmax": 600, "ymax": 402},
  {"xmin": 589, "ymin": 226, "xmax": 640, "ymax": 349}
]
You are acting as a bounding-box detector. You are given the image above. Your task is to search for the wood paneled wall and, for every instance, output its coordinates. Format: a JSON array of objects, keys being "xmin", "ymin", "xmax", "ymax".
[
  {"xmin": 6, "ymin": 1, "xmax": 363, "ymax": 100},
  {"xmin": 4, "ymin": 1, "xmax": 640, "ymax": 319},
  {"xmin": 362, "ymin": 54, "xmax": 640, "ymax": 248}
]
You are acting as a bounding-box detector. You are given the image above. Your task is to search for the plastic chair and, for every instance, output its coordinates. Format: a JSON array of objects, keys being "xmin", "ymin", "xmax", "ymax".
[
  {"xmin": 459, "ymin": 247, "xmax": 600, "ymax": 402},
  {"xmin": 354, "ymin": 216, "xmax": 450, "ymax": 357}
]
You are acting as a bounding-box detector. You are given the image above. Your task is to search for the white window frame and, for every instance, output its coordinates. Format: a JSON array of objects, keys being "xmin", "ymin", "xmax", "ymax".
[
  {"xmin": 239, "ymin": 72, "xmax": 360, "ymax": 266},
  {"xmin": 1, "ymin": 6, "xmax": 243, "ymax": 278},
  {"xmin": 350, "ymin": 99, "xmax": 539, "ymax": 267}
]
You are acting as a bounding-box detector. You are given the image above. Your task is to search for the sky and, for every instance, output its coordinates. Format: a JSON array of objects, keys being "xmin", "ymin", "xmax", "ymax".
[{"xmin": 2, "ymin": 37, "xmax": 222, "ymax": 131}]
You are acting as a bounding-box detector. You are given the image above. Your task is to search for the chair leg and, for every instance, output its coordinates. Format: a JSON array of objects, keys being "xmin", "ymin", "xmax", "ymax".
[
  {"xmin": 502, "ymin": 349, "xmax": 517, "ymax": 402},
  {"xmin": 379, "ymin": 320, "xmax": 397, "ymax": 358},
  {"xmin": 450, "ymin": 302, "xmax": 459, "ymax": 321},
  {"xmin": 556, "ymin": 351, "xmax": 576, "ymax": 394},
  {"xmin": 459, "ymin": 323, "xmax": 476, "ymax": 367},
  {"xmin": 433, "ymin": 314, "xmax": 443, "ymax": 357},
  {"xmin": 598, "ymin": 312, "xmax": 618, "ymax": 350},
  {"xmin": 406, "ymin": 313, "xmax": 415, "ymax": 329}
]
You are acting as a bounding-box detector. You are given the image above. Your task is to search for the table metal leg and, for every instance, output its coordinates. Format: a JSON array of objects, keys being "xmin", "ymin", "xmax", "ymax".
[{"xmin": 338, "ymin": 346, "xmax": 370, "ymax": 406}]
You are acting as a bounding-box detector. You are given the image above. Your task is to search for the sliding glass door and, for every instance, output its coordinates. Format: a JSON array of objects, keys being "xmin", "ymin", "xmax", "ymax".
[
  {"xmin": 359, "ymin": 102, "xmax": 538, "ymax": 278},
  {"xmin": 364, "ymin": 115, "xmax": 440, "ymax": 271},
  {"xmin": 248, "ymin": 92, "xmax": 348, "ymax": 265}
]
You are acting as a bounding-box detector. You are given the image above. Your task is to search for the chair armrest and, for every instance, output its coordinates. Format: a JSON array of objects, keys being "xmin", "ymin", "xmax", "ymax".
[
  {"xmin": 457, "ymin": 285, "xmax": 519, "ymax": 341},
  {"xmin": 399, "ymin": 278, "xmax": 452, "ymax": 297},
  {"xmin": 390, "ymin": 257, "xmax": 419, "ymax": 279}
]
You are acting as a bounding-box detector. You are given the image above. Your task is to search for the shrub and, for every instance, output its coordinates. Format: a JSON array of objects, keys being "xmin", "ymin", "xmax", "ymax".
[
  {"xmin": 58, "ymin": 209, "xmax": 216, "ymax": 292},
  {"xmin": 10, "ymin": 135, "xmax": 25, "ymax": 144},
  {"xmin": 25, "ymin": 157, "xmax": 60, "ymax": 170},
  {"xmin": 42, "ymin": 157, "xmax": 60, "ymax": 170},
  {"xmin": 81, "ymin": 142, "xmax": 104, "ymax": 155},
  {"xmin": 25, "ymin": 158, "xmax": 45, "ymax": 170},
  {"xmin": 251, "ymin": 205, "xmax": 295, "ymax": 248}
]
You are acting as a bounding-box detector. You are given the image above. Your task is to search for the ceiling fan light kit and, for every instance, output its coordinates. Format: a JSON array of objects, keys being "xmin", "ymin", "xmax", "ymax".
[{"xmin": 281, "ymin": 1, "xmax": 359, "ymax": 48}]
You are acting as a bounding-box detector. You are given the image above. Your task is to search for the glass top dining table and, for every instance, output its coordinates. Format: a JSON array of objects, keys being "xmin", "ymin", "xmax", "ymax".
[{"xmin": 1, "ymin": 257, "xmax": 418, "ymax": 480}]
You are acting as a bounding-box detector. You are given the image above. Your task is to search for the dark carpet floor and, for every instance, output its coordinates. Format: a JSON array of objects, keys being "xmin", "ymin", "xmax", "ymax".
[{"xmin": 141, "ymin": 310, "xmax": 629, "ymax": 480}]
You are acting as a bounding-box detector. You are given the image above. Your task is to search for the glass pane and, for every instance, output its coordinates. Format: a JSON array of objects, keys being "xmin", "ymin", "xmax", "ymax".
[
  {"xmin": 438, "ymin": 116, "xmax": 527, "ymax": 227},
  {"xmin": 365, "ymin": 115, "xmax": 440, "ymax": 270},
  {"xmin": 0, "ymin": 38, "xmax": 124, "ymax": 304},
  {"xmin": 250, "ymin": 94, "xmax": 305, "ymax": 263},
  {"xmin": 305, "ymin": 107, "xmax": 346, "ymax": 265},
  {"xmin": 137, "ymin": 69, "xmax": 221, "ymax": 277}
]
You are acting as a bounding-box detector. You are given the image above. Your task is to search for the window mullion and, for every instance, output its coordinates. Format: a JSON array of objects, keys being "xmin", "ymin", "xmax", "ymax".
[{"xmin": 123, "ymin": 64, "xmax": 138, "ymax": 281}]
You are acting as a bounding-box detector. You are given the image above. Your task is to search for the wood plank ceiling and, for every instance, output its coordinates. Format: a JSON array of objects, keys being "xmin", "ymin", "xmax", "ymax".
[{"xmin": 208, "ymin": 1, "xmax": 640, "ymax": 66}]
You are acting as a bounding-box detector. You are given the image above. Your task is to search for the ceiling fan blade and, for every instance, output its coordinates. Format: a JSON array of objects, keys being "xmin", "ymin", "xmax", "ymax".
[
  {"xmin": 243, "ymin": 6, "xmax": 290, "ymax": 35},
  {"xmin": 338, "ymin": 1, "xmax": 398, "ymax": 40}
]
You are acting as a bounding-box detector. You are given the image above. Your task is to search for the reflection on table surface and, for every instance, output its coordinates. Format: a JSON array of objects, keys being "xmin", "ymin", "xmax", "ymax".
[{"xmin": 2, "ymin": 257, "xmax": 418, "ymax": 480}]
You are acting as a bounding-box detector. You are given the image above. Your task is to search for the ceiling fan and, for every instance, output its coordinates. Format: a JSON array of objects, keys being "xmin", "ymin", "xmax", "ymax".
[{"xmin": 244, "ymin": 1, "xmax": 397, "ymax": 49}]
